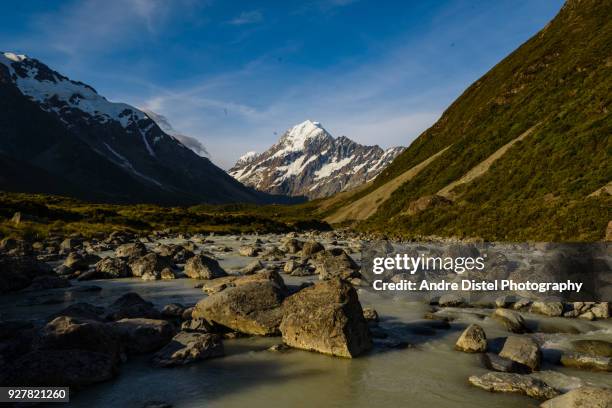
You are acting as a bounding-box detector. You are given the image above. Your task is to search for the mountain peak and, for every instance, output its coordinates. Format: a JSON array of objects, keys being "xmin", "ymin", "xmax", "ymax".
[{"xmin": 278, "ymin": 120, "xmax": 329, "ymax": 151}]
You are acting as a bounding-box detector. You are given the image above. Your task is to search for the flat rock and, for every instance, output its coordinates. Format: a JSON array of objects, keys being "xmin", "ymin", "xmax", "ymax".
[
  {"xmin": 468, "ymin": 372, "xmax": 559, "ymax": 400},
  {"xmin": 560, "ymin": 352, "xmax": 612, "ymax": 372},
  {"xmin": 153, "ymin": 332, "xmax": 223, "ymax": 367},
  {"xmin": 571, "ymin": 339, "xmax": 612, "ymax": 357}
]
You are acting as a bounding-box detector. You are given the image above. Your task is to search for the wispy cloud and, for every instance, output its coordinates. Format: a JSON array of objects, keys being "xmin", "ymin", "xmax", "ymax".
[{"xmin": 228, "ymin": 10, "xmax": 263, "ymax": 26}]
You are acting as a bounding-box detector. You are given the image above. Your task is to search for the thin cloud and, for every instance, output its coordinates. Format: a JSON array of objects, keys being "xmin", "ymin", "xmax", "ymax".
[{"xmin": 228, "ymin": 11, "xmax": 263, "ymax": 26}]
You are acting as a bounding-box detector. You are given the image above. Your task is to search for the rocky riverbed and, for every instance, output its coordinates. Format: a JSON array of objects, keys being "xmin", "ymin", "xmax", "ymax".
[{"xmin": 0, "ymin": 231, "xmax": 610, "ymax": 407}]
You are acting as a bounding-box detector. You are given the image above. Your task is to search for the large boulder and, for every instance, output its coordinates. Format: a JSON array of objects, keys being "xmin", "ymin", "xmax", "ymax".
[
  {"xmin": 92, "ymin": 257, "xmax": 130, "ymax": 279},
  {"xmin": 499, "ymin": 336, "xmax": 541, "ymax": 372},
  {"xmin": 129, "ymin": 253, "xmax": 173, "ymax": 280},
  {"xmin": 115, "ymin": 242, "xmax": 148, "ymax": 260},
  {"xmin": 280, "ymin": 279, "xmax": 372, "ymax": 358},
  {"xmin": 153, "ymin": 332, "xmax": 224, "ymax": 367},
  {"xmin": 184, "ymin": 254, "xmax": 227, "ymax": 280},
  {"xmin": 312, "ymin": 248, "xmax": 360, "ymax": 280},
  {"xmin": 492, "ymin": 308, "xmax": 529, "ymax": 333},
  {"xmin": 110, "ymin": 318, "xmax": 175, "ymax": 354},
  {"xmin": 455, "ymin": 324, "xmax": 487, "ymax": 352},
  {"xmin": 0, "ymin": 256, "xmax": 54, "ymax": 293},
  {"xmin": 468, "ymin": 372, "xmax": 558, "ymax": 400},
  {"xmin": 301, "ymin": 240, "xmax": 324, "ymax": 256},
  {"xmin": 36, "ymin": 316, "xmax": 121, "ymax": 363},
  {"xmin": 193, "ymin": 281, "xmax": 285, "ymax": 336},
  {"xmin": 63, "ymin": 251, "xmax": 100, "ymax": 271},
  {"xmin": 105, "ymin": 293, "xmax": 161, "ymax": 321},
  {"xmin": 540, "ymin": 386, "xmax": 612, "ymax": 408}
]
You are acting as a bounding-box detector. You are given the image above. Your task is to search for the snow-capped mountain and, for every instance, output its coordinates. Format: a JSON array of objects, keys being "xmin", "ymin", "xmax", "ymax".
[
  {"xmin": 0, "ymin": 52, "xmax": 293, "ymax": 205},
  {"xmin": 140, "ymin": 109, "xmax": 209, "ymax": 158},
  {"xmin": 229, "ymin": 120, "xmax": 405, "ymax": 199}
]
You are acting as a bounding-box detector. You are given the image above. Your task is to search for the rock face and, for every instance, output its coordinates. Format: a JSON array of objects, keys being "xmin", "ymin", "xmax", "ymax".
[
  {"xmin": 468, "ymin": 372, "xmax": 558, "ymax": 400},
  {"xmin": 184, "ymin": 254, "xmax": 227, "ymax": 279},
  {"xmin": 499, "ymin": 336, "xmax": 541, "ymax": 372},
  {"xmin": 229, "ymin": 120, "xmax": 404, "ymax": 199},
  {"xmin": 153, "ymin": 332, "xmax": 224, "ymax": 367},
  {"xmin": 540, "ymin": 386, "xmax": 612, "ymax": 408},
  {"xmin": 193, "ymin": 281, "xmax": 285, "ymax": 336},
  {"xmin": 455, "ymin": 324, "xmax": 487, "ymax": 352},
  {"xmin": 280, "ymin": 279, "xmax": 372, "ymax": 358}
]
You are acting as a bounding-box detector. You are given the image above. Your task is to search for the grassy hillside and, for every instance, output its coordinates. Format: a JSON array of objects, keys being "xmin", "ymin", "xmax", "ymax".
[{"xmin": 325, "ymin": 0, "xmax": 611, "ymax": 241}]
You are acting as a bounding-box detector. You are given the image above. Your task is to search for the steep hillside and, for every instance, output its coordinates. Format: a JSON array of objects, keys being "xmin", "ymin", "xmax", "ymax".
[
  {"xmin": 0, "ymin": 53, "xmax": 294, "ymax": 205},
  {"xmin": 324, "ymin": 0, "xmax": 611, "ymax": 241},
  {"xmin": 230, "ymin": 120, "xmax": 404, "ymax": 199}
]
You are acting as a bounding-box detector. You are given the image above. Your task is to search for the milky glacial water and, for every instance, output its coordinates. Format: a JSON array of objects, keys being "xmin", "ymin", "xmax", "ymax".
[{"xmin": 2, "ymin": 235, "xmax": 610, "ymax": 408}]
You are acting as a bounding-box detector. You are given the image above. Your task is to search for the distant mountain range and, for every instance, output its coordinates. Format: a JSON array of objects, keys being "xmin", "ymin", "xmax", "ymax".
[
  {"xmin": 229, "ymin": 120, "xmax": 404, "ymax": 199},
  {"xmin": 0, "ymin": 53, "xmax": 295, "ymax": 205}
]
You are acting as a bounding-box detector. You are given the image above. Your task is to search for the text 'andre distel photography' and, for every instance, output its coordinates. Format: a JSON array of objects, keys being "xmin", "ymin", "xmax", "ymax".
[{"xmin": 0, "ymin": 0, "xmax": 610, "ymax": 407}]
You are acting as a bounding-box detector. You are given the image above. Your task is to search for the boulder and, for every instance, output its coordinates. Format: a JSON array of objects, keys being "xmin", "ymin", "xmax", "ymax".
[
  {"xmin": 499, "ymin": 336, "xmax": 541, "ymax": 372},
  {"xmin": 93, "ymin": 257, "xmax": 130, "ymax": 279},
  {"xmin": 49, "ymin": 303, "xmax": 105, "ymax": 322},
  {"xmin": 153, "ymin": 332, "xmax": 224, "ymax": 367},
  {"xmin": 280, "ymin": 279, "xmax": 372, "ymax": 358},
  {"xmin": 241, "ymin": 260, "xmax": 265, "ymax": 275},
  {"xmin": 200, "ymin": 270, "xmax": 287, "ymax": 295},
  {"xmin": 110, "ymin": 318, "xmax": 175, "ymax": 354},
  {"xmin": 37, "ymin": 316, "xmax": 121, "ymax": 363},
  {"xmin": 239, "ymin": 245, "xmax": 261, "ymax": 257},
  {"xmin": 105, "ymin": 293, "xmax": 161, "ymax": 321},
  {"xmin": 160, "ymin": 268, "xmax": 176, "ymax": 280},
  {"xmin": 301, "ymin": 240, "xmax": 324, "ymax": 256},
  {"xmin": 313, "ymin": 248, "xmax": 360, "ymax": 280},
  {"xmin": 571, "ymin": 340, "xmax": 612, "ymax": 357},
  {"xmin": 63, "ymin": 251, "xmax": 100, "ymax": 271},
  {"xmin": 560, "ymin": 352, "xmax": 612, "ymax": 372},
  {"xmin": 455, "ymin": 324, "xmax": 487, "ymax": 352},
  {"xmin": 482, "ymin": 353, "xmax": 529, "ymax": 373},
  {"xmin": 540, "ymin": 386, "xmax": 612, "ymax": 408},
  {"xmin": 115, "ymin": 242, "xmax": 148, "ymax": 260},
  {"xmin": 130, "ymin": 253, "xmax": 173, "ymax": 279},
  {"xmin": 0, "ymin": 256, "xmax": 54, "ymax": 293},
  {"xmin": 468, "ymin": 372, "xmax": 558, "ymax": 400},
  {"xmin": 281, "ymin": 238, "xmax": 303, "ymax": 254},
  {"xmin": 530, "ymin": 302, "xmax": 564, "ymax": 317},
  {"xmin": 184, "ymin": 254, "xmax": 227, "ymax": 280},
  {"xmin": 193, "ymin": 281, "xmax": 285, "ymax": 336},
  {"xmin": 492, "ymin": 308, "xmax": 529, "ymax": 333}
]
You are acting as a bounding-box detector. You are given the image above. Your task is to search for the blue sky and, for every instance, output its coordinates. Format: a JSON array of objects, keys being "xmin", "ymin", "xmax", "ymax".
[{"xmin": 1, "ymin": 0, "xmax": 564, "ymax": 168}]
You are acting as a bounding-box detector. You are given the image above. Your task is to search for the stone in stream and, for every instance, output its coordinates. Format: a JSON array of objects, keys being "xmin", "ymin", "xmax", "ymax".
[
  {"xmin": 438, "ymin": 294, "xmax": 466, "ymax": 308},
  {"xmin": 560, "ymin": 352, "xmax": 612, "ymax": 372},
  {"xmin": 92, "ymin": 257, "xmax": 131, "ymax": 279},
  {"xmin": 530, "ymin": 302, "xmax": 564, "ymax": 317},
  {"xmin": 193, "ymin": 281, "xmax": 285, "ymax": 336},
  {"xmin": 482, "ymin": 353, "xmax": 529, "ymax": 373},
  {"xmin": 110, "ymin": 318, "xmax": 175, "ymax": 354},
  {"xmin": 313, "ymin": 248, "xmax": 360, "ymax": 280},
  {"xmin": 115, "ymin": 242, "xmax": 148, "ymax": 260},
  {"xmin": 105, "ymin": 293, "xmax": 161, "ymax": 321},
  {"xmin": 241, "ymin": 260, "xmax": 265, "ymax": 275},
  {"xmin": 540, "ymin": 386, "xmax": 612, "ymax": 408},
  {"xmin": 63, "ymin": 251, "xmax": 100, "ymax": 271},
  {"xmin": 200, "ymin": 269, "xmax": 287, "ymax": 295},
  {"xmin": 468, "ymin": 372, "xmax": 558, "ymax": 400},
  {"xmin": 491, "ymin": 308, "xmax": 529, "ymax": 334},
  {"xmin": 184, "ymin": 254, "xmax": 228, "ymax": 279},
  {"xmin": 153, "ymin": 332, "xmax": 224, "ymax": 367},
  {"xmin": 50, "ymin": 302, "xmax": 106, "ymax": 322},
  {"xmin": 5, "ymin": 349, "xmax": 118, "ymax": 388},
  {"xmin": 0, "ymin": 256, "xmax": 54, "ymax": 293},
  {"xmin": 499, "ymin": 336, "xmax": 541, "ymax": 372},
  {"xmin": 571, "ymin": 339, "xmax": 612, "ymax": 357},
  {"xmin": 280, "ymin": 278, "xmax": 372, "ymax": 358},
  {"xmin": 281, "ymin": 238, "xmax": 303, "ymax": 254},
  {"xmin": 161, "ymin": 303, "xmax": 186, "ymax": 319},
  {"xmin": 36, "ymin": 316, "xmax": 122, "ymax": 363},
  {"xmin": 455, "ymin": 324, "xmax": 487, "ymax": 352},
  {"xmin": 239, "ymin": 245, "xmax": 261, "ymax": 257},
  {"xmin": 160, "ymin": 267, "xmax": 176, "ymax": 280},
  {"xmin": 129, "ymin": 253, "xmax": 174, "ymax": 280},
  {"xmin": 300, "ymin": 240, "xmax": 324, "ymax": 256}
]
